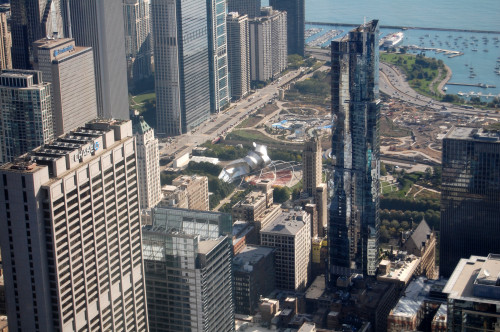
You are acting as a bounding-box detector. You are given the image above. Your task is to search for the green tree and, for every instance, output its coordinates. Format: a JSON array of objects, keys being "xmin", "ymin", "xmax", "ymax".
[{"xmin": 273, "ymin": 186, "xmax": 291, "ymax": 203}]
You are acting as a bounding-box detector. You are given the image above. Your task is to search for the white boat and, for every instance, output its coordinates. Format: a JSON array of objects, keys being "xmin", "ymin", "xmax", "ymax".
[{"xmin": 379, "ymin": 32, "xmax": 404, "ymax": 48}]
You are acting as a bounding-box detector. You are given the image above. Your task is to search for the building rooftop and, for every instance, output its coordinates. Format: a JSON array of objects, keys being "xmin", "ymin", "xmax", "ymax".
[
  {"xmin": 445, "ymin": 126, "xmax": 500, "ymax": 142},
  {"xmin": 0, "ymin": 119, "xmax": 132, "ymax": 177},
  {"xmin": 305, "ymin": 276, "xmax": 326, "ymax": 300},
  {"xmin": 234, "ymin": 245, "xmax": 274, "ymax": 273},
  {"xmin": 443, "ymin": 254, "xmax": 500, "ymax": 304},
  {"xmin": 378, "ymin": 255, "xmax": 420, "ymax": 285},
  {"xmin": 198, "ymin": 238, "xmax": 224, "ymax": 255},
  {"xmin": 132, "ymin": 115, "xmax": 152, "ymax": 135},
  {"xmin": 260, "ymin": 210, "xmax": 308, "ymax": 236},
  {"xmin": 390, "ymin": 277, "xmax": 448, "ymax": 318}
]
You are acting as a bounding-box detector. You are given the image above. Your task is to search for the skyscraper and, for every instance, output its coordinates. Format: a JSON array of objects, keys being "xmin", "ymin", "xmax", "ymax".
[
  {"xmin": 68, "ymin": 0, "xmax": 130, "ymax": 120},
  {"xmin": 208, "ymin": 0, "xmax": 230, "ymax": 111},
  {"xmin": 227, "ymin": 0, "xmax": 261, "ymax": 18},
  {"xmin": 302, "ymin": 136, "xmax": 322, "ymax": 197},
  {"xmin": 123, "ymin": 0, "xmax": 152, "ymax": 81},
  {"xmin": 0, "ymin": 8, "xmax": 12, "ymax": 70},
  {"xmin": 227, "ymin": 12, "xmax": 250, "ymax": 101},
  {"xmin": 260, "ymin": 209, "xmax": 311, "ymax": 291},
  {"xmin": 440, "ymin": 127, "xmax": 500, "ymax": 277},
  {"xmin": 10, "ymin": 0, "xmax": 67, "ymax": 69},
  {"xmin": 329, "ymin": 20, "xmax": 381, "ymax": 278},
  {"xmin": 152, "ymin": 0, "xmax": 211, "ymax": 136},
  {"xmin": 143, "ymin": 206, "xmax": 234, "ymax": 331},
  {"xmin": 33, "ymin": 38, "xmax": 97, "ymax": 136},
  {"xmin": 132, "ymin": 116, "xmax": 162, "ymax": 209},
  {"xmin": 269, "ymin": 0, "xmax": 305, "ymax": 56},
  {"xmin": 249, "ymin": 7, "xmax": 287, "ymax": 82},
  {"xmin": 0, "ymin": 119, "xmax": 148, "ymax": 331},
  {"xmin": 0, "ymin": 69, "xmax": 53, "ymax": 163}
]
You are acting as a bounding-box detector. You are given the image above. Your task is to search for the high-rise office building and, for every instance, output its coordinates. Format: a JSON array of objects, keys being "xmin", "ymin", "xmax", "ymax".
[
  {"xmin": 33, "ymin": 38, "xmax": 97, "ymax": 136},
  {"xmin": 302, "ymin": 136, "xmax": 322, "ymax": 197},
  {"xmin": 227, "ymin": 0, "xmax": 261, "ymax": 18},
  {"xmin": 132, "ymin": 116, "xmax": 162, "ymax": 209},
  {"xmin": 0, "ymin": 70, "xmax": 53, "ymax": 163},
  {"xmin": 329, "ymin": 20, "xmax": 381, "ymax": 278},
  {"xmin": 227, "ymin": 12, "xmax": 250, "ymax": 101},
  {"xmin": 440, "ymin": 127, "xmax": 500, "ymax": 277},
  {"xmin": 0, "ymin": 8, "xmax": 12, "ymax": 70},
  {"xmin": 152, "ymin": 0, "xmax": 211, "ymax": 136},
  {"xmin": 260, "ymin": 209, "xmax": 311, "ymax": 291},
  {"xmin": 208, "ymin": 0, "xmax": 230, "ymax": 111},
  {"xmin": 0, "ymin": 119, "xmax": 148, "ymax": 331},
  {"xmin": 10, "ymin": 0, "xmax": 67, "ymax": 69},
  {"xmin": 249, "ymin": 7, "xmax": 287, "ymax": 82},
  {"xmin": 123, "ymin": 0, "xmax": 152, "ymax": 81},
  {"xmin": 143, "ymin": 206, "xmax": 234, "ymax": 331},
  {"xmin": 68, "ymin": 0, "xmax": 129, "ymax": 120},
  {"xmin": 269, "ymin": 0, "xmax": 305, "ymax": 56}
]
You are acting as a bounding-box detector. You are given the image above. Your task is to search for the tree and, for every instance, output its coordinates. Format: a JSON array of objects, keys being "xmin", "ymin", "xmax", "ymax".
[
  {"xmin": 390, "ymin": 220, "xmax": 400, "ymax": 229},
  {"xmin": 380, "ymin": 162, "xmax": 387, "ymax": 176},
  {"xmin": 273, "ymin": 186, "xmax": 291, "ymax": 203}
]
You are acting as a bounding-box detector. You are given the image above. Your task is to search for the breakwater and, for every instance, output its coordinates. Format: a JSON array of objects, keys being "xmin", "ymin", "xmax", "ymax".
[{"xmin": 305, "ymin": 21, "xmax": 500, "ymax": 34}]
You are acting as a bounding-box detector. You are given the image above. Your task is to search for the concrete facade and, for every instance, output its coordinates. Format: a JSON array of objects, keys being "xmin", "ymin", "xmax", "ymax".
[
  {"xmin": 0, "ymin": 119, "xmax": 148, "ymax": 331},
  {"xmin": 261, "ymin": 209, "xmax": 311, "ymax": 291},
  {"xmin": 227, "ymin": 12, "xmax": 250, "ymax": 101},
  {"xmin": 249, "ymin": 7, "xmax": 287, "ymax": 82},
  {"xmin": 0, "ymin": 70, "xmax": 53, "ymax": 163},
  {"xmin": 33, "ymin": 38, "xmax": 97, "ymax": 136},
  {"xmin": 132, "ymin": 116, "xmax": 162, "ymax": 209},
  {"xmin": 68, "ymin": 0, "xmax": 130, "ymax": 120}
]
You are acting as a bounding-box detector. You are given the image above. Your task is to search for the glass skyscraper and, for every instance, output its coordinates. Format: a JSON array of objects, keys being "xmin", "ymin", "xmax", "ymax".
[
  {"xmin": 328, "ymin": 20, "xmax": 380, "ymax": 279},
  {"xmin": 208, "ymin": 0, "xmax": 230, "ymax": 111},
  {"xmin": 152, "ymin": 0, "xmax": 211, "ymax": 136},
  {"xmin": 143, "ymin": 207, "xmax": 234, "ymax": 331},
  {"xmin": 440, "ymin": 127, "xmax": 500, "ymax": 277},
  {"xmin": 269, "ymin": 0, "xmax": 305, "ymax": 56}
]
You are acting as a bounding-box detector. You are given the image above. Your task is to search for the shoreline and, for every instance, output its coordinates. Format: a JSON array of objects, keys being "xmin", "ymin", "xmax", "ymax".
[
  {"xmin": 306, "ymin": 21, "xmax": 500, "ymax": 35},
  {"xmin": 437, "ymin": 64, "xmax": 453, "ymax": 96}
]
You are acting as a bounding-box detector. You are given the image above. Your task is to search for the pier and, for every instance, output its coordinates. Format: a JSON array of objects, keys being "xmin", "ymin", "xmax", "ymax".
[
  {"xmin": 305, "ymin": 21, "xmax": 500, "ymax": 35},
  {"xmin": 447, "ymin": 83, "xmax": 497, "ymax": 88}
]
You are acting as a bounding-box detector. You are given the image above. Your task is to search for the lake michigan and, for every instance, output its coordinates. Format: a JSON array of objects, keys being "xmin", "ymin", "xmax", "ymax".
[{"xmin": 266, "ymin": 0, "xmax": 500, "ymax": 97}]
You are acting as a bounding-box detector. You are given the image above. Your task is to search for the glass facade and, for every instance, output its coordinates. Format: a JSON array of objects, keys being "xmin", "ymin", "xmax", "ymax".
[
  {"xmin": 269, "ymin": 0, "xmax": 305, "ymax": 56},
  {"xmin": 143, "ymin": 206, "xmax": 234, "ymax": 331},
  {"xmin": 151, "ymin": 206, "xmax": 232, "ymax": 238},
  {"xmin": 152, "ymin": 0, "xmax": 211, "ymax": 136},
  {"xmin": 328, "ymin": 21, "xmax": 380, "ymax": 279},
  {"xmin": 208, "ymin": 0, "xmax": 230, "ymax": 111},
  {"xmin": 440, "ymin": 129, "xmax": 500, "ymax": 277}
]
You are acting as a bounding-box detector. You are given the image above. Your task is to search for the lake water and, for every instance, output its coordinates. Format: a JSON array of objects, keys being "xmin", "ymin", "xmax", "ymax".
[{"xmin": 263, "ymin": 0, "xmax": 500, "ymax": 98}]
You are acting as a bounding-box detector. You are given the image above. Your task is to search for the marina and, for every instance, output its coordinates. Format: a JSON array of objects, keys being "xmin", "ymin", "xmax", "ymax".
[
  {"xmin": 306, "ymin": 29, "xmax": 343, "ymax": 47},
  {"xmin": 306, "ymin": 22, "xmax": 500, "ymax": 98}
]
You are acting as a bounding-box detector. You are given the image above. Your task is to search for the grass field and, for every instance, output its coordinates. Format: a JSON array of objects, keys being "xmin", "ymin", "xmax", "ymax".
[{"xmin": 380, "ymin": 52, "xmax": 445, "ymax": 99}]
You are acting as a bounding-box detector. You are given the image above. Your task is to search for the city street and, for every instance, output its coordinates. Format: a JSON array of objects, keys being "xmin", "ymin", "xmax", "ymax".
[{"xmin": 159, "ymin": 69, "xmax": 304, "ymax": 161}]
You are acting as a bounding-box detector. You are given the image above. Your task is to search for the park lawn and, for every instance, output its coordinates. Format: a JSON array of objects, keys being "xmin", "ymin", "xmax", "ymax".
[
  {"xmin": 226, "ymin": 129, "xmax": 279, "ymax": 145},
  {"xmin": 380, "ymin": 52, "xmax": 444, "ymax": 99},
  {"xmin": 132, "ymin": 92, "xmax": 155, "ymax": 105}
]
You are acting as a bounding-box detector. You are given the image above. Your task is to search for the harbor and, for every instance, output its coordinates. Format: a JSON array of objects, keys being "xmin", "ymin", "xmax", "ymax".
[{"xmin": 306, "ymin": 22, "xmax": 500, "ymax": 99}]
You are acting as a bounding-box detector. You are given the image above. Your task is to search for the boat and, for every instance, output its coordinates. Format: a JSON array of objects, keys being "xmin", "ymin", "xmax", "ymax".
[
  {"xmin": 472, "ymin": 49, "xmax": 478, "ymax": 52},
  {"xmin": 379, "ymin": 32, "xmax": 404, "ymax": 48}
]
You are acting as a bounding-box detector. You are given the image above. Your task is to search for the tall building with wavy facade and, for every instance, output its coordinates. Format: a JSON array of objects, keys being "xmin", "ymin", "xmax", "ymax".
[{"xmin": 329, "ymin": 20, "xmax": 381, "ymax": 279}]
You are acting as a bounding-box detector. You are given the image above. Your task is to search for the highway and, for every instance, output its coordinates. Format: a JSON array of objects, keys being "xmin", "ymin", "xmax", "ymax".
[{"xmin": 159, "ymin": 68, "xmax": 305, "ymax": 161}]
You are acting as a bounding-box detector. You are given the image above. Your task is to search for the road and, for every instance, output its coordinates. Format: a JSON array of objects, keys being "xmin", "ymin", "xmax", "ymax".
[
  {"xmin": 159, "ymin": 68, "xmax": 305, "ymax": 162},
  {"xmin": 306, "ymin": 47, "xmax": 500, "ymax": 119}
]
